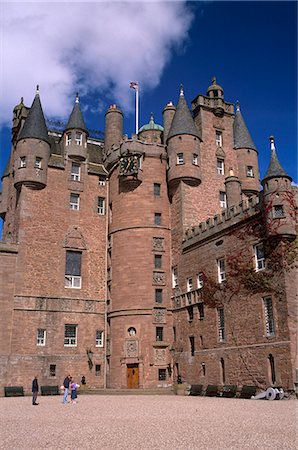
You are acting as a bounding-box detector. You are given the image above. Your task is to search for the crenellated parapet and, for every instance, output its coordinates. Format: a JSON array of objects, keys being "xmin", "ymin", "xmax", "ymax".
[{"xmin": 183, "ymin": 195, "xmax": 261, "ymax": 249}]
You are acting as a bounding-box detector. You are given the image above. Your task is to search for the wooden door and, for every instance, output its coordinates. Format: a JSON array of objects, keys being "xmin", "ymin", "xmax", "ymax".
[{"xmin": 127, "ymin": 364, "xmax": 139, "ymax": 389}]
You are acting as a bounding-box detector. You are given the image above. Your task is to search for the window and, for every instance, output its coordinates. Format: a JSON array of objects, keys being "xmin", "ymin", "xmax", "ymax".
[
  {"xmin": 187, "ymin": 277, "xmax": 193, "ymax": 292},
  {"xmin": 71, "ymin": 163, "xmax": 81, "ymax": 181},
  {"xmin": 154, "ymin": 213, "xmax": 161, "ymax": 225},
  {"xmin": 254, "ymin": 243, "xmax": 265, "ymax": 271},
  {"xmin": 64, "ymin": 324, "xmax": 77, "ymax": 346},
  {"xmin": 201, "ymin": 362, "xmax": 206, "ymax": 376},
  {"xmin": 37, "ymin": 329, "xmax": 46, "ymax": 346},
  {"xmin": 70, "ymin": 193, "xmax": 80, "ymax": 210},
  {"xmin": 177, "ymin": 153, "xmax": 184, "ymax": 165},
  {"xmin": 187, "ymin": 306, "xmax": 194, "ymax": 322},
  {"xmin": 198, "ymin": 303, "xmax": 204, "ymax": 320},
  {"xmin": 35, "ymin": 157, "xmax": 42, "ymax": 169},
  {"xmin": 173, "ymin": 326, "xmax": 176, "ymax": 341},
  {"xmin": 217, "ymin": 158, "xmax": 224, "ymax": 175},
  {"xmin": 189, "ymin": 336, "xmax": 195, "ymax": 356},
  {"xmin": 96, "ymin": 330, "xmax": 104, "ymax": 347},
  {"xmin": 246, "ymin": 166, "xmax": 254, "ymax": 177},
  {"xmin": 273, "ymin": 205, "xmax": 284, "ymax": 218},
  {"xmin": 268, "ymin": 354, "xmax": 276, "ymax": 384},
  {"xmin": 97, "ymin": 197, "xmax": 105, "ymax": 215},
  {"xmin": 156, "ymin": 327, "xmax": 163, "ymax": 342},
  {"xmin": 219, "ymin": 191, "xmax": 227, "ymax": 208},
  {"xmin": 99, "ymin": 179, "xmax": 106, "ymax": 186},
  {"xmin": 216, "ymin": 131, "xmax": 223, "ymax": 147},
  {"xmin": 66, "ymin": 133, "xmax": 72, "ymax": 146},
  {"xmin": 154, "ymin": 183, "xmax": 161, "ymax": 196},
  {"xmin": 197, "ymin": 272, "xmax": 203, "ymax": 289},
  {"xmin": 155, "ymin": 289, "xmax": 163, "ymax": 304},
  {"xmin": 95, "ymin": 364, "xmax": 101, "ymax": 376},
  {"xmin": 217, "ymin": 258, "xmax": 226, "ymax": 283},
  {"xmin": 192, "ymin": 154, "xmax": 198, "ymax": 165},
  {"xmin": 65, "ymin": 251, "xmax": 82, "ymax": 289},
  {"xmin": 217, "ymin": 307, "xmax": 225, "ymax": 342},
  {"xmin": 172, "ymin": 267, "xmax": 178, "ymax": 288},
  {"xmin": 263, "ymin": 297, "xmax": 275, "ymax": 337},
  {"xmin": 128, "ymin": 327, "xmax": 136, "ymax": 336},
  {"xmin": 49, "ymin": 364, "xmax": 56, "ymax": 378},
  {"xmin": 220, "ymin": 358, "xmax": 226, "ymax": 384},
  {"xmin": 158, "ymin": 368, "xmax": 167, "ymax": 381},
  {"xmin": 75, "ymin": 132, "xmax": 82, "ymax": 145},
  {"xmin": 20, "ymin": 156, "xmax": 26, "ymax": 168},
  {"xmin": 154, "ymin": 255, "xmax": 162, "ymax": 269}
]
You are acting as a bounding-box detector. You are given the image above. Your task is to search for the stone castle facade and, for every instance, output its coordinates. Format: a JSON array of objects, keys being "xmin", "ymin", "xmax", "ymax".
[{"xmin": 0, "ymin": 79, "xmax": 297, "ymax": 394}]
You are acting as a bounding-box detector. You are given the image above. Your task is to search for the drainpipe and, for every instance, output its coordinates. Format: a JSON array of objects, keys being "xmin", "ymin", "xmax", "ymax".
[{"xmin": 103, "ymin": 176, "xmax": 109, "ymax": 389}]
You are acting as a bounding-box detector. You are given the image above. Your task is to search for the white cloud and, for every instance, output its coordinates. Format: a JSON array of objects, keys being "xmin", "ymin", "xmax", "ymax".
[{"xmin": 0, "ymin": 1, "xmax": 194, "ymax": 124}]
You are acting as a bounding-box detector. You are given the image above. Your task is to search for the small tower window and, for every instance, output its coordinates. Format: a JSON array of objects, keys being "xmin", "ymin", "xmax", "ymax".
[
  {"xmin": 219, "ymin": 191, "xmax": 227, "ymax": 208},
  {"xmin": 172, "ymin": 267, "xmax": 178, "ymax": 288},
  {"xmin": 197, "ymin": 272, "xmax": 203, "ymax": 289},
  {"xmin": 154, "ymin": 183, "xmax": 161, "ymax": 196},
  {"xmin": 217, "ymin": 307, "xmax": 225, "ymax": 342},
  {"xmin": 66, "ymin": 133, "xmax": 72, "ymax": 146},
  {"xmin": 187, "ymin": 277, "xmax": 193, "ymax": 291},
  {"xmin": 254, "ymin": 243, "xmax": 265, "ymax": 271},
  {"xmin": 155, "ymin": 289, "xmax": 163, "ymax": 304},
  {"xmin": 154, "ymin": 213, "xmax": 161, "ymax": 225},
  {"xmin": 20, "ymin": 156, "xmax": 26, "ymax": 168},
  {"xmin": 216, "ymin": 131, "xmax": 223, "ymax": 147},
  {"xmin": 154, "ymin": 254, "xmax": 162, "ymax": 269},
  {"xmin": 75, "ymin": 132, "xmax": 82, "ymax": 146},
  {"xmin": 177, "ymin": 153, "xmax": 184, "ymax": 165},
  {"xmin": 71, "ymin": 163, "xmax": 81, "ymax": 181},
  {"xmin": 70, "ymin": 193, "xmax": 80, "ymax": 210},
  {"xmin": 192, "ymin": 154, "xmax": 198, "ymax": 165},
  {"xmin": 217, "ymin": 158, "xmax": 224, "ymax": 175},
  {"xmin": 97, "ymin": 197, "xmax": 105, "ymax": 215},
  {"xmin": 246, "ymin": 166, "xmax": 254, "ymax": 177},
  {"xmin": 217, "ymin": 258, "xmax": 226, "ymax": 283},
  {"xmin": 128, "ymin": 327, "xmax": 136, "ymax": 336},
  {"xmin": 273, "ymin": 205, "xmax": 284, "ymax": 218},
  {"xmin": 34, "ymin": 157, "xmax": 42, "ymax": 169},
  {"xmin": 95, "ymin": 330, "xmax": 104, "ymax": 347}
]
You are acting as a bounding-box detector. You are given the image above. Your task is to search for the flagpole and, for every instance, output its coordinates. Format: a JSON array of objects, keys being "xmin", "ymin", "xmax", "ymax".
[{"xmin": 135, "ymin": 87, "xmax": 139, "ymax": 134}]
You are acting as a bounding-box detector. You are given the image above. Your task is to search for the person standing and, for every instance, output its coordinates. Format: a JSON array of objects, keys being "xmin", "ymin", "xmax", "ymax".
[
  {"xmin": 32, "ymin": 376, "xmax": 39, "ymax": 405},
  {"xmin": 62, "ymin": 374, "xmax": 70, "ymax": 404}
]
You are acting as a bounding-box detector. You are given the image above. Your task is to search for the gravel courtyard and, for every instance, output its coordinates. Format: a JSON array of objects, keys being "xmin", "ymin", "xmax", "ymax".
[{"xmin": 0, "ymin": 395, "xmax": 297, "ymax": 450}]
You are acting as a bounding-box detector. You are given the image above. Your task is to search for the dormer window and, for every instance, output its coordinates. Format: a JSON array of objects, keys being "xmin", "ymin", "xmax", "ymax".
[
  {"xmin": 66, "ymin": 133, "xmax": 72, "ymax": 146},
  {"xmin": 216, "ymin": 131, "xmax": 223, "ymax": 147},
  {"xmin": 75, "ymin": 132, "xmax": 82, "ymax": 146}
]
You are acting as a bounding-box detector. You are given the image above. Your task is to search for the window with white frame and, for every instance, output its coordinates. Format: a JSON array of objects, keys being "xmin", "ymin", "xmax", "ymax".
[
  {"xmin": 187, "ymin": 277, "xmax": 193, "ymax": 292},
  {"xmin": 192, "ymin": 154, "xmax": 198, "ymax": 165},
  {"xmin": 96, "ymin": 330, "xmax": 104, "ymax": 347},
  {"xmin": 65, "ymin": 251, "xmax": 82, "ymax": 289},
  {"xmin": 197, "ymin": 272, "xmax": 203, "ymax": 289},
  {"xmin": 216, "ymin": 131, "xmax": 223, "ymax": 147},
  {"xmin": 97, "ymin": 197, "xmax": 105, "ymax": 215},
  {"xmin": 177, "ymin": 153, "xmax": 184, "ymax": 165},
  {"xmin": 263, "ymin": 297, "xmax": 275, "ymax": 337},
  {"xmin": 34, "ymin": 157, "xmax": 42, "ymax": 169},
  {"xmin": 20, "ymin": 156, "xmax": 26, "ymax": 168},
  {"xmin": 66, "ymin": 133, "xmax": 72, "ymax": 146},
  {"xmin": 172, "ymin": 267, "xmax": 178, "ymax": 288},
  {"xmin": 219, "ymin": 191, "xmax": 227, "ymax": 208},
  {"xmin": 217, "ymin": 307, "xmax": 225, "ymax": 342},
  {"xmin": 36, "ymin": 329, "xmax": 46, "ymax": 346},
  {"xmin": 70, "ymin": 193, "xmax": 80, "ymax": 210},
  {"xmin": 254, "ymin": 243, "xmax": 265, "ymax": 271},
  {"xmin": 75, "ymin": 132, "xmax": 82, "ymax": 145},
  {"xmin": 64, "ymin": 324, "xmax": 77, "ymax": 346},
  {"xmin": 217, "ymin": 258, "xmax": 226, "ymax": 283},
  {"xmin": 217, "ymin": 158, "xmax": 224, "ymax": 175},
  {"xmin": 273, "ymin": 205, "xmax": 284, "ymax": 218},
  {"xmin": 71, "ymin": 163, "xmax": 81, "ymax": 181},
  {"xmin": 99, "ymin": 179, "xmax": 106, "ymax": 186},
  {"xmin": 246, "ymin": 166, "xmax": 254, "ymax": 177}
]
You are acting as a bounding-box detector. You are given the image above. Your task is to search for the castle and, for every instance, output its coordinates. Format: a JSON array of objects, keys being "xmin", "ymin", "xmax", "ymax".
[{"xmin": 0, "ymin": 78, "xmax": 297, "ymax": 394}]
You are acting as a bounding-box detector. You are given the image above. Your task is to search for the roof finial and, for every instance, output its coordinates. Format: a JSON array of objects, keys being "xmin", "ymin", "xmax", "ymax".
[
  {"xmin": 150, "ymin": 112, "xmax": 154, "ymax": 123},
  {"xmin": 36, "ymin": 85, "xmax": 40, "ymax": 95},
  {"xmin": 21, "ymin": 97, "xmax": 24, "ymax": 104},
  {"xmin": 180, "ymin": 84, "xmax": 184, "ymax": 96},
  {"xmin": 212, "ymin": 76, "xmax": 216, "ymax": 85},
  {"xmin": 75, "ymin": 92, "xmax": 79, "ymax": 103},
  {"xmin": 229, "ymin": 167, "xmax": 234, "ymax": 176},
  {"xmin": 269, "ymin": 135, "xmax": 275, "ymax": 151},
  {"xmin": 236, "ymin": 101, "xmax": 240, "ymax": 112}
]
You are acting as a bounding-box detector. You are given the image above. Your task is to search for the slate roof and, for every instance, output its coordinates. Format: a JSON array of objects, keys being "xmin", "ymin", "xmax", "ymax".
[
  {"xmin": 65, "ymin": 95, "xmax": 87, "ymax": 133},
  {"xmin": 263, "ymin": 137, "xmax": 292, "ymax": 181},
  {"xmin": 233, "ymin": 103, "xmax": 257, "ymax": 151},
  {"xmin": 18, "ymin": 90, "xmax": 49, "ymax": 144},
  {"xmin": 167, "ymin": 88, "xmax": 200, "ymax": 142}
]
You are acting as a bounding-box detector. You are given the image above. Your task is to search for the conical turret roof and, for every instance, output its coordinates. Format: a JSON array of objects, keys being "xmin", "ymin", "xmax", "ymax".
[
  {"xmin": 65, "ymin": 94, "xmax": 87, "ymax": 133},
  {"xmin": 18, "ymin": 86, "xmax": 49, "ymax": 144},
  {"xmin": 233, "ymin": 102, "xmax": 257, "ymax": 151},
  {"xmin": 167, "ymin": 86, "xmax": 200, "ymax": 142},
  {"xmin": 263, "ymin": 136, "xmax": 292, "ymax": 181}
]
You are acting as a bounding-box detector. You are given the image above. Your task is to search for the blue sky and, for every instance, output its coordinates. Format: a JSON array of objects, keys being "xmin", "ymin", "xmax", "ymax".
[{"xmin": 0, "ymin": 1, "xmax": 297, "ymax": 188}]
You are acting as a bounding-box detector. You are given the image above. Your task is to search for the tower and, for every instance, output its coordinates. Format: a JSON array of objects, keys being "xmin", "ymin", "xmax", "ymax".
[{"xmin": 63, "ymin": 93, "xmax": 88, "ymax": 160}]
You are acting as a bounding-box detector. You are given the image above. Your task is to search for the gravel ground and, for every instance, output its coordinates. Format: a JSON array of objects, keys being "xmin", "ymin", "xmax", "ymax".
[{"xmin": 0, "ymin": 395, "xmax": 297, "ymax": 450}]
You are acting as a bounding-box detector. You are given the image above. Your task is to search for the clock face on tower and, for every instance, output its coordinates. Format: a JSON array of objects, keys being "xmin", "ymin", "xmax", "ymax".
[{"xmin": 119, "ymin": 155, "xmax": 139, "ymax": 176}]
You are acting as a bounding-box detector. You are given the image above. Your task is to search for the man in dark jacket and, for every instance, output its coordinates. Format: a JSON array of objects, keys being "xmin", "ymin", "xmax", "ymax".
[
  {"xmin": 62, "ymin": 374, "xmax": 71, "ymax": 404},
  {"xmin": 32, "ymin": 376, "xmax": 39, "ymax": 405}
]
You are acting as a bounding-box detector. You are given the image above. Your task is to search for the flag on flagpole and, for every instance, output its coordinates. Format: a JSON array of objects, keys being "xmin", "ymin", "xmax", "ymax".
[{"xmin": 130, "ymin": 81, "xmax": 138, "ymax": 90}]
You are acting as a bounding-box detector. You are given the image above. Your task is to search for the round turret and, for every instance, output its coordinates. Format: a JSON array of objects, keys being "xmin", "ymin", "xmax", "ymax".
[
  {"xmin": 224, "ymin": 169, "xmax": 242, "ymax": 207},
  {"xmin": 63, "ymin": 94, "xmax": 88, "ymax": 160},
  {"xmin": 138, "ymin": 113, "xmax": 163, "ymax": 144},
  {"xmin": 104, "ymin": 104, "xmax": 123, "ymax": 171},
  {"xmin": 207, "ymin": 76, "xmax": 224, "ymax": 99},
  {"xmin": 162, "ymin": 102, "xmax": 176, "ymax": 144}
]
